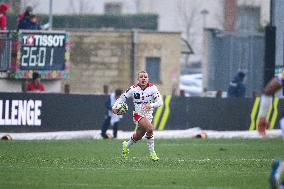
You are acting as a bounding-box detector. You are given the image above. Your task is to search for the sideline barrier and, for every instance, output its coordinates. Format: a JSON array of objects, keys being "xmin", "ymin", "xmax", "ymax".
[{"xmin": 0, "ymin": 93, "xmax": 282, "ymax": 132}]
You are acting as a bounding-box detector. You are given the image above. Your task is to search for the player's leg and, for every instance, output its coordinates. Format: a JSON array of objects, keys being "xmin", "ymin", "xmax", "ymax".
[
  {"xmin": 258, "ymin": 78, "xmax": 282, "ymax": 135},
  {"xmin": 112, "ymin": 122, "xmax": 119, "ymax": 138},
  {"xmin": 126, "ymin": 124, "xmax": 146, "ymax": 148},
  {"xmin": 124, "ymin": 112, "xmax": 146, "ymax": 147},
  {"xmin": 270, "ymin": 159, "xmax": 284, "ymax": 189},
  {"xmin": 122, "ymin": 120, "xmax": 146, "ymax": 159},
  {"xmin": 280, "ymin": 117, "xmax": 284, "ymax": 140},
  {"xmin": 138, "ymin": 117, "xmax": 159, "ymax": 161},
  {"xmin": 101, "ymin": 116, "xmax": 111, "ymax": 139}
]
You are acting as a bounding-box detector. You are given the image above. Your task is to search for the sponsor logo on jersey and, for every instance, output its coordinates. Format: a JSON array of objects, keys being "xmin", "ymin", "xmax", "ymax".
[{"xmin": 134, "ymin": 93, "xmax": 140, "ymax": 99}]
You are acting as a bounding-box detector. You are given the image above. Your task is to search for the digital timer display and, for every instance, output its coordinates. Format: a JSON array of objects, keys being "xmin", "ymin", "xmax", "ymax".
[{"xmin": 20, "ymin": 33, "xmax": 66, "ymax": 70}]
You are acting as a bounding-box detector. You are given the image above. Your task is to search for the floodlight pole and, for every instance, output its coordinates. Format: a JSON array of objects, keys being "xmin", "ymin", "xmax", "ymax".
[
  {"xmin": 263, "ymin": 0, "xmax": 276, "ymax": 87},
  {"xmin": 49, "ymin": 0, "xmax": 53, "ymax": 30}
]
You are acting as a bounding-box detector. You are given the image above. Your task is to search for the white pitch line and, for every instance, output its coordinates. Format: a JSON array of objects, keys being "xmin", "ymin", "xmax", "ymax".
[{"xmin": 0, "ymin": 128, "xmax": 282, "ymax": 140}]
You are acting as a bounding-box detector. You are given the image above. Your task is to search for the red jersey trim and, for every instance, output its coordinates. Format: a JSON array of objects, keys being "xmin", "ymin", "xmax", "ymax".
[{"xmin": 134, "ymin": 82, "xmax": 155, "ymax": 90}]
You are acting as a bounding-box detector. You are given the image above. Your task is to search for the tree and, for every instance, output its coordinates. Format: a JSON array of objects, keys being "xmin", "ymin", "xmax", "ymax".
[
  {"xmin": 177, "ymin": 0, "xmax": 202, "ymax": 65},
  {"xmin": 68, "ymin": 0, "xmax": 95, "ymax": 15},
  {"xmin": 21, "ymin": 0, "xmax": 40, "ymax": 11}
]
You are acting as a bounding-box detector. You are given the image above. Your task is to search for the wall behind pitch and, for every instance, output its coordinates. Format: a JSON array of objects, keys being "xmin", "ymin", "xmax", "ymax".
[
  {"xmin": 0, "ymin": 93, "xmax": 281, "ymax": 133},
  {"xmin": 0, "ymin": 93, "xmax": 107, "ymax": 132},
  {"xmin": 161, "ymin": 97, "xmax": 254, "ymax": 130}
]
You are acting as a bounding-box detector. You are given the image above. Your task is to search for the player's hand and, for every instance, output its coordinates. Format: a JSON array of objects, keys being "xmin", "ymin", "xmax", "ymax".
[
  {"xmin": 112, "ymin": 108, "xmax": 124, "ymax": 115},
  {"xmin": 112, "ymin": 108, "xmax": 119, "ymax": 114},
  {"xmin": 144, "ymin": 103, "xmax": 152, "ymax": 111}
]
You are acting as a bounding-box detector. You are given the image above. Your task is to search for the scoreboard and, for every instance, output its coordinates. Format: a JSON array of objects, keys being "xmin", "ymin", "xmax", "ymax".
[
  {"xmin": 20, "ymin": 33, "xmax": 65, "ymax": 70},
  {"xmin": 9, "ymin": 31, "xmax": 70, "ymax": 79}
]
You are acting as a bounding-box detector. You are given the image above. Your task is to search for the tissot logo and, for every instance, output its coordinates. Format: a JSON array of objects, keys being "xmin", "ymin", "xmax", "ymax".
[
  {"xmin": 26, "ymin": 35, "xmax": 35, "ymax": 46},
  {"xmin": 0, "ymin": 100, "xmax": 42, "ymax": 126},
  {"xmin": 22, "ymin": 34, "xmax": 65, "ymax": 47}
]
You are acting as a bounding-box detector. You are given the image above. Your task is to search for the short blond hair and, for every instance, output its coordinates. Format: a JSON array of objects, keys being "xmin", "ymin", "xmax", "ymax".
[{"xmin": 137, "ymin": 70, "xmax": 148, "ymax": 77}]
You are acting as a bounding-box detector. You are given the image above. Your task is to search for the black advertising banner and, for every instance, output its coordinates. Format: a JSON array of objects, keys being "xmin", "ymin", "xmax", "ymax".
[
  {"xmin": 0, "ymin": 93, "xmax": 282, "ymax": 133},
  {"xmin": 0, "ymin": 93, "xmax": 107, "ymax": 132}
]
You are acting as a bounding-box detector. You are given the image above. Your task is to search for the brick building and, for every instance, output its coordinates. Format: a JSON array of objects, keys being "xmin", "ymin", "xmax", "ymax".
[{"xmin": 65, "ymin": 30, "xmax": 181, "ymax": 95}]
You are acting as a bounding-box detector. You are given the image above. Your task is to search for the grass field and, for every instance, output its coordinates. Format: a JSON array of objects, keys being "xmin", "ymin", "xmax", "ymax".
[{"xmin": 0, "ymin": 138, "xmax": 283, "ymax": 189}]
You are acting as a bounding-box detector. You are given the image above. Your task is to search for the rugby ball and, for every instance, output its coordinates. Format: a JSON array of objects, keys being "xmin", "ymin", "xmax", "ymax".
[{"xmin": 117, "ymin": 102, "xmax": 128, "ymax": 114}]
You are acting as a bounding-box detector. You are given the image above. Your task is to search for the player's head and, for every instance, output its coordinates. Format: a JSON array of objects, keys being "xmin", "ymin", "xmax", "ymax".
[{"xmin": 137, "ymin": 71, "xmax": 149, "ymax": 86}]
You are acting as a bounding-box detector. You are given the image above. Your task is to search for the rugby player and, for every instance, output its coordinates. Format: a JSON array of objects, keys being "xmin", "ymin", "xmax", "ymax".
[
  {"xmin": 112, "ymin": 71, "xmax": 163, "ymax": 161},
  {"xmin": 258, "ymin": 73, "xmax": 284, "ymax": 189}
]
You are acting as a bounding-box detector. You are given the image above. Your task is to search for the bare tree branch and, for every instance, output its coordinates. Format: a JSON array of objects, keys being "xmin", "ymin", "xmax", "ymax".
[
  {"xmin": 68, "ymin": 0, "xmax": 95, "ymax": 15},
  {"xmin": 69, "ymin": 0, "xmax": 77, "ymax": 14},
  {"xmin": 23, "ymin": 0, "xmax": 40, "ymax": 10},
  {"xmin": 177, "ymin": 0, "xmax": 202, "ymax": 64}
]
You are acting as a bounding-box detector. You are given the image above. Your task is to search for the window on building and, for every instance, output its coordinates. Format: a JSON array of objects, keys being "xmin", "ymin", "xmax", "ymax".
[
  {"xmin": 104, "ymin": 2, "xmax": 122, "ymax": 15},
  {"xmin": 146, "ymin": 57, "xmax": 161, "ymax": 83},
  {"xmin": 236, "ymin": 6, "xmax": 260, "ymax": 32}
]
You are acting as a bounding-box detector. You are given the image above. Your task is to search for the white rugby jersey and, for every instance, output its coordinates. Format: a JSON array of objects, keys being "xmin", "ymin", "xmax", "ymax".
[
  {"xmin": 113, "ymin": 83, "xmax": 163, "ymax": 120},
  {"xmin": 277, "ymin": 71, "xmax": 284, "ymax": 85}
]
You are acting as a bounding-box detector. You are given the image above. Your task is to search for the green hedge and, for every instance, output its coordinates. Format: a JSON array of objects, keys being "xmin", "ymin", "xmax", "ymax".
[
  {"xmin": 7, "ymin": 14, "xmax": 17, "ymax": 29},
  {"xmin": 7, "ymin": 14, "xmax": 158, "ymax": 30}
]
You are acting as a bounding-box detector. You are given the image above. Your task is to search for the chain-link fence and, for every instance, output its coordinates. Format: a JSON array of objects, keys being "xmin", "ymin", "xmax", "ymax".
[
  {"xmin": 0, "ymin": 31, "xmax": 12, "ymax": 71},
  {"xmin": 205, "ymin": 29, "xmax": 265, "ymax": 97}
]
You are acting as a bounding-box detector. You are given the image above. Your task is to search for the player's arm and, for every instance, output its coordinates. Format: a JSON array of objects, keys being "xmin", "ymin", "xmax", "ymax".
[
  {"xmin": 145, "ymin": 86, "xmax": 163, "ymax": 110},
  {"xmin": 263, "ymin": 77, "xmax": 282, "ymax": 96},
  {"xmin": 112, "ymin": 87, "xmax": 132, "ymax": 114}
]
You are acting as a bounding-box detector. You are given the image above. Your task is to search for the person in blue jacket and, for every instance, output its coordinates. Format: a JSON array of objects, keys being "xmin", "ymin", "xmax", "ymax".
[
  {"xmin": 227, "ymin": 71, "xmax": 246, "ymax": 97},
  {"xmin": 18, "ymin": 14, "xmax": 41, "ymax": 30},
  {"xmin": 101, "ymin": 89, "xmax": 123, "ymax": 139}
]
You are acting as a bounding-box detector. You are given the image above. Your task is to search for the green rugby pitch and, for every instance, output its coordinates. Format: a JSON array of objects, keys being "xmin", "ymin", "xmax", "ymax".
[{"xmin": 0, "ymin": 138, "xmax": 283, "ymax": 188}]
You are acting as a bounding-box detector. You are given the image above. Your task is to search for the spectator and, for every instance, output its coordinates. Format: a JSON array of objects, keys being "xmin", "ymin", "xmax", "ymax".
[
  {"xmin": 0, "ymin": 3, "xmax": 9, "ymax": 30},
  {"xmin": 227, "ymin": 71, "xmax": 246, "ymax": 97},
  {"xmin": 101, "ymin": 89, "xmax": 123, "ymax": 139},
  {"xmin": 180, "ymin": 89, "xmax": 185, "ymax": 97},
  {"xmin": 215, "ymin": 90, "xmax": 223, "ymax": 98},
  {"xmin": 26, "ymin": 72, "xmax": 45, "ymax": 93},
  {"xmin": 103, "ymin": 85, "xmax": 109, "ymax": 95},
  {"xmin": 17, "ymin": 6, "xmax": 33, "ymax": 29},
  {"xmin": 18, "ymin": 14, "xmax": 41, "ymax": 30},
  {"xmin": 202, "ymin": 87, "xmax": 208, "ymax": 97},
  {"xmin": 64, "ymin": 84, "xmax": 70, "ymax": 94}
]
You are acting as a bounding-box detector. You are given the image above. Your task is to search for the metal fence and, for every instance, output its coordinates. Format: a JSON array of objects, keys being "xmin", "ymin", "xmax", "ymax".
[
  {"xmin": 0, "ymin": 31, "xmax": 12, "ymax": 71},
  {"xmin": 205, "ymin": 29, "xmax": 265, "ymax": 97}
]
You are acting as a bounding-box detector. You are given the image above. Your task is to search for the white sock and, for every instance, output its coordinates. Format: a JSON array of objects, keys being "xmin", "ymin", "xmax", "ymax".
[
  {"xmin": 276, "ymin": 162, "xmax": 284, "ymax": 181},
  {"xmin": 126, "ymin": 137, "xmax": 136, "ymax": 149},
  {"xmin": 258, "ymin": 95, "xmax": 272, "ymax": 118},
  {"xmin": 147, "ymin": 136, "xmax": 155, "ymax": 154},
  {"xmin": 280, "ymin": 118, "xmax": 284, "ymax": 140}
]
